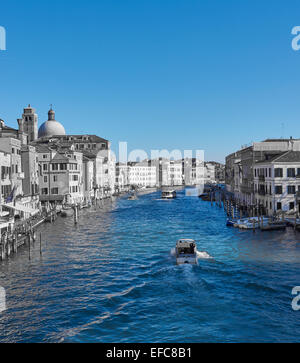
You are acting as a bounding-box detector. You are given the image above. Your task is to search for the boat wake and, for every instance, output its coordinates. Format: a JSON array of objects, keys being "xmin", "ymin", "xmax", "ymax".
[
  {"xmin": 170, "ymin": 248, "xmax": 176, "ymax": 256},
  {"xmin": 171, "ymin": 248, "xmax": 212, "ymax": 260},
  {"xmin": 196, "ymin": 251, "xmax": 213, "ymax": 260}
]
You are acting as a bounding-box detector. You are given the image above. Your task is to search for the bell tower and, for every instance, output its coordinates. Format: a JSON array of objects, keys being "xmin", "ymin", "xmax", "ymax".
[{"xmin": 21, "ymin": 105, "xmax": 38, "ymax": 142}]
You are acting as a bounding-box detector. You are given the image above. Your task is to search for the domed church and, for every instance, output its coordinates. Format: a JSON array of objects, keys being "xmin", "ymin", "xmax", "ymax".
[{"xmin": 38, "ymin": 107, "xmax": 66, "ymax": 138}]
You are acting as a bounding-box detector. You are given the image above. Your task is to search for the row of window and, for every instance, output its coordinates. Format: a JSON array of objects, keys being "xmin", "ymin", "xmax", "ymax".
[
  {"xmin": 276, "ymin": 202, "xmax": 296, "ymax": 211},
  {"xmin": 255, "ymin": 168, "xmax": 300, "ymax": 178},
  {"xmin": 256, "ymin": 199, "xmax": 298, "ymax": 211},
  {"xmin": 255, "ymin": 184, "xmax": 300, "ymax": 195},
  {"xmin": 1, "ymin": 164, "xmax": 20, "ymax": 175},
  {"xmin": 42, "ymin": 163, "xmax": 78, "ymax": 171},
  {"xmin": 70, "ymin": 186, "xmax": 79, "ymax": 193},
  {"xmin": 43, "ymin": 174, "xmax": 79, "ymax": 183},
  {"xmin": 12, "ymin": 164, "xmax": 19, "ymax": 174},
  {"xmin": 275, "ymin": 185, "xmax": 299, "ymax": 195},
  {"xmin": 11, "ymin": 147, "xmax": 21, "ymax": 155},
  {"xmin": 1, "ymin": 185, "xmax": 11, "ymax": 198},
  {"xmin": 31, "ymin": 184, "xmax": 39, "ymax": 195},
  {"xmin": 75, "ymin": 143, "xmax": 97, "ymax": 150},
  {"xmin": 1, "ymin": 166, "xmax": 11, "ymax": 180},
  {"xmin": 41, "ymin": 185, "xmax": 80, "ymax": 195},
  {"xmin": 41, "ymin": 188, "xmax": 59, "ymax": 195}
]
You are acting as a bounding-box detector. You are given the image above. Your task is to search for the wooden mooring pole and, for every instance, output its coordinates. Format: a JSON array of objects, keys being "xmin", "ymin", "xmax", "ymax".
[
  {"xmin": 40, "ymin": 233, "xmax": 42, "ymax": 255},
  {"xmin": 74, "ymin": 206, "xmax": 78, "ymax": 225},
  {"xmin": 28, "ymin": 234, "xmax": 31, "ymax": 260}
]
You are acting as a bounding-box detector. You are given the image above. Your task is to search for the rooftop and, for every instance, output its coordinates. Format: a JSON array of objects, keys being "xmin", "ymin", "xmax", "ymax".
[{"xmin": 255, "ymin": 151, "xmax": 300, "ymax": 164}]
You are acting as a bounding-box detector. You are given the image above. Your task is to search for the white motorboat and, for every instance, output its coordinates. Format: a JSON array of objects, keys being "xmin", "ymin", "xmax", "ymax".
[
  {"xmin": 238, "ymin": 217, "xmax": 269, "ymax": 230},
  {"xmin": 60, "ymin": 206, "xmax": 74, "ymax": 218},
  {"xmin": 162, "ymin": 190, "xmax": 176, "ymax": 199},
  {"xmin": 128, "ymin": 193, "xmax": 138, "ymax": 200},
  {"xmin": 175, "ymin": 239, "xmax": 197, "ymax": 265}
]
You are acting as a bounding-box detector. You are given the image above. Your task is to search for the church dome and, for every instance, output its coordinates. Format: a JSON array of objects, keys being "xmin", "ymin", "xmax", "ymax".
[{"xmin": 38, "ymin": 108, "xmax": 66, "ymax": 138}]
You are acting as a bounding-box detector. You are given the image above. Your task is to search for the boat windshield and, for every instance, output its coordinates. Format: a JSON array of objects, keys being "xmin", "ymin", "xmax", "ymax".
[{"xmin": 178, "ymin": 245, "xmax": 195, "ymax": 255}]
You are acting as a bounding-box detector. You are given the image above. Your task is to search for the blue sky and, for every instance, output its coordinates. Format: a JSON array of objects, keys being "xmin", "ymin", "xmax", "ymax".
[{"xmin": 1, "ymin": 0, "xmax": 300, "ymax": 162}]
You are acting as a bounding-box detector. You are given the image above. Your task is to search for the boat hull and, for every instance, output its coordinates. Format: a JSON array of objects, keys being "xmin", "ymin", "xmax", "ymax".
[
  {"xmin": 227, "ymin": 219, "xmax": 237, "ymax": 227},
  {"xmin": 61, "ymin": 209, "xmax": 74, "ymax": 218},
  {"xmin": 261, "ymin": 224, "xmax": 287, "ymax": 231},
  {"xmin": 176, "ymin": 255, "xmax": 197, "ymax": 265}
]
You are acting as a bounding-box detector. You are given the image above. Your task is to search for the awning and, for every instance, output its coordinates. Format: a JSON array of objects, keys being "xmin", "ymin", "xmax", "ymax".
[{"xmin": 2, "ymin": 203, "xmax": 39, "ymax": 216}]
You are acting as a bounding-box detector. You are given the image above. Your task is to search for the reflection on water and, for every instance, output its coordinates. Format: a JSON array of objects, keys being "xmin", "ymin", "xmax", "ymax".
[{"xmin": 0, "ymin": 191, "xmax": 300, "ymax": 342}]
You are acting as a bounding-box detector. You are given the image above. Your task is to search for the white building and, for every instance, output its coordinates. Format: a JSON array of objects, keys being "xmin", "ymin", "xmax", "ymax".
[
  {"xmin": 0, "ymin": 151, "xmax": 12, "ymax": 204},
  {"xmin": 254, "ymin": 151, "xmax": 300, "ymax": 215},
  {"xmin": 102, "ymin": 149, "xmax": 116, "ymax": 196},
  {"xmin": 116, "ymin": 163, "xmax": 129, "ymax": 192},
  {"xmin": 184, "ymin": 158, "xmax": 205, "ymax": 186},
  {"xmin": 167, "ymin": 161, "xmax": 183, "ymax": 186},
  {"xmin": 205, "ymin": 163, "xmax": 216, "ymax": 183},
  {"xmin": 37, "ymin": 145, "xmax": 83, "ymax": 205},
  {"xmin": 33, "ymin": 107, "xmax": 116, "ymax": 200},
  {"xmin": 82, "ymin": 149, "xmax": 116, "ymax": 199},
  {"xmin": 21, "ymin": 145, "xmax": 39, "ymax": 211},
  {"xmin": 128, "ymin": 162, "xmax": 156, "ymax": 188},
  {"xmin": 204, "ymin": 162, "xmax": 225, "ymax": 184},
  {"xmin": 83, "ymin": 156, "xmax": 94, "ymax": 203},
  {"xmin": 0, "ymin": 138, "xmax": 23, "ymax": 198}
]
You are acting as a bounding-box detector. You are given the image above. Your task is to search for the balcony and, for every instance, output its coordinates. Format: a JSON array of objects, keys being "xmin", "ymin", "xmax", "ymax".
[{"xmin": 259, "ymin": 175, "xmax": 265, "ymax": 182}]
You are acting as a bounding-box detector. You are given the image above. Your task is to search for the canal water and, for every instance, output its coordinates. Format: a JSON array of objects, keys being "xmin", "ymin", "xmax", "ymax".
[{"xmin": 0, "ymin": 189, "xmax": 300, "ymax": 343}]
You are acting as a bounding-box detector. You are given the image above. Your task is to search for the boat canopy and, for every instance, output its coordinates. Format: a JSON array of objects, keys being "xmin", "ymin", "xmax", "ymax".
[
  {"xmin": 162, "ymin": 190, "xmax": 176, "ymax": 195},
  {"xmin": 176, "ymin": 239, "xmax": 196, "ymax": 248}
]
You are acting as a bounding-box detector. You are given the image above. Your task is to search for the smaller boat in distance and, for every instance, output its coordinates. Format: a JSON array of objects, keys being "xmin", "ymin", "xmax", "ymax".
[
  {"xmin": 162, "ymin": 189, "xmax": 176, "ymax": 199},
  {"xmin": 260, "ymin": 221, "xmax": 287, "ymax": 231},
  {"xmin": 128, "ymin": 193, "xmax": 138, "ymax": 200},
  {"xmin": 238, "ymin": 217, "xmax": 269, "ymax": 229},
  {"xmin": 61, "ymin": 206, "xmax": 74, "ymax": 218},
  {"xmin": 226, "ymin": 218, "xmax": 238, "ymax": 227},
  {"xmin": 175, "ymin": 239, "xmax": 197, "ymax": 265}
]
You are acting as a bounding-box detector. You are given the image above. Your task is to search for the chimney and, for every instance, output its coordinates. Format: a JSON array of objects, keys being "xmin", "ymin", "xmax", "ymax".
[{"xmin": 17, "ymin": 118, "xmax": 24, "ymax": 133}]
